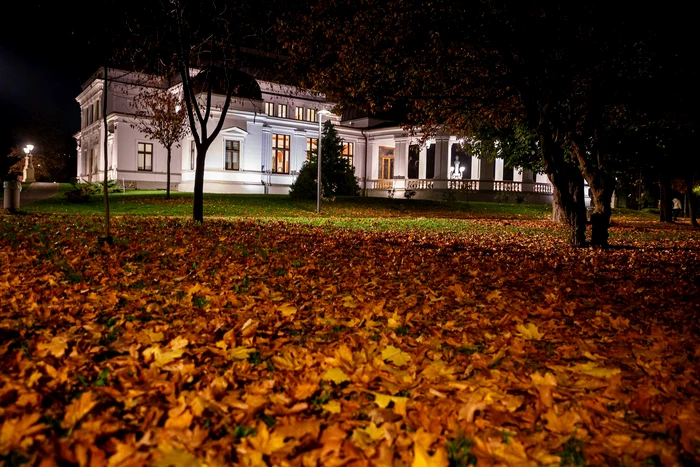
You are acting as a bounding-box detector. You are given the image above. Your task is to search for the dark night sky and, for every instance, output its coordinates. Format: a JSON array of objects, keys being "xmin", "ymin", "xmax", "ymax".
[{"xmin": 0, "ymin": 2, "xmax": 98, "ymax": 159}]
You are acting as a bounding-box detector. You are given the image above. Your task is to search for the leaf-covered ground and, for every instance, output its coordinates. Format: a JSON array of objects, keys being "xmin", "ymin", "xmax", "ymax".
[{"xmin": 1, "ymin": 215, "xmax": 698, "ymax": 466}]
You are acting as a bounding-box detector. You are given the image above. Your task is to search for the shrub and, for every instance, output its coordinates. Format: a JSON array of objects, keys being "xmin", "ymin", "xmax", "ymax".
[
  {"xmin": 515, "ymin": 192, "xmax": 527, "ymax": 204},
  {"xmin": 404, "ymin": 190, "xmax": 417, "ymax": 200},
  {"xmin": 494, "ymin": 192, "xmax": 510, "ymax": 204},
  {"xmin": 64, "ymin": 181, "xmax": 99, "ymax": 203}
]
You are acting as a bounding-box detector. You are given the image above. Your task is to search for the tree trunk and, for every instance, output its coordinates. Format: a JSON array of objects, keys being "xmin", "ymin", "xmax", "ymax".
[
  {"xmin": 551, "ymin": 196, "xmax": 565, "ymax": 223},
  {"xmin": 193, "ymin": 144, "xmax": 208, "ymax": 222},
  {"xmin": 539, "ymin": 127, "xmax": 587, "ymax": 247},
  {"xmin": 166, "ymin": 146, "xmax": 172, "ymax": 200},
  {"xmin": 686, "ymin": 175, "xmax": 699, "ymax": 228},
  {"xmin": 659, "ymin": 173, "xmax": 673, "ymax": 223},
  {"xmin": 101, "ymin": 65, "xmax": 113, "ymax": 244},
  {"xmin": 548, "ymin": 169, "xmax": 588, "ymax": 247},
  {"xmin": 589, "ymin": 178, "xmax": 615, "ymax": 247}
]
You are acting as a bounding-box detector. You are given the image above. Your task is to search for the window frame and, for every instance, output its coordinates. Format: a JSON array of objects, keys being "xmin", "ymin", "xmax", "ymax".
[
  {"xmin": 306, "ymin": 137, "xmax": 318, "ymax": 160},
  {"xmin": 306, "ymin": 108, "xmax": 317, "ymax": 122},
  {"xmin": 272, "ymin": 134, "xmax": 291, "ymax": 174},
  {"xmin": 295, "ymin": 107, "xmax": 304, "ymax": 120},
  {"xmin": 342, "ymin": 142, "xmax": 354, "ymax": 166},
  {"xmin": 264, "ymin": 102, "xmax": 275, "ymax": 116},
  {"xmin": 277, "ymin": 104, "xmax": 288, "ymax": 118},
  {"xmin": 224, "ymin": 139, "xmax": 241, "ymax": 171},
  {"xmin": 137, "ymin": 142, "xmax": 153, "ymax": 172},
  {"xmin": 190, "ymin": 140, "xmax": 196, "ymax": 170}
]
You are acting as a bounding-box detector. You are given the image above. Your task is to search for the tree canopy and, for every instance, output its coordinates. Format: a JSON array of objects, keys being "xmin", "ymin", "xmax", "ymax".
[{"xmin": 281, "ymin": 0, "xmax": 698, "ymax": 245}]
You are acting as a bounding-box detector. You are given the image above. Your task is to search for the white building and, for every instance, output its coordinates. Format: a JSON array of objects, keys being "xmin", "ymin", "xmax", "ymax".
[{"xmin": 75, "ymin": 68, "xmax": 553, "ymax": 203}]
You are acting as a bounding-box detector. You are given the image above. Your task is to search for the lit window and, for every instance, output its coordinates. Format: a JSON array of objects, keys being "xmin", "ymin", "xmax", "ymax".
[
  {"xmin": 278, "ymin": 104, "xmax": 288, "ymax": 118},
  {"xmin": 295, "ymin": 107, "xmax": 304, "ymax": 120},
  {"xmin": 264, "ymin": 102, "xmax": 275, "ymax": 116},
  {"xmin": 306, "ymin": 108, "xmax": 317, "ymax": 122},
  {"xmin": 342, "ymin": 142, "xmax": 354, "ymax": 166},
  {"xmin": 306, "ymin": 138, "xmax": 318, "ymax": 160},
  {"xmin": 272, "ymin": 134, "xmax": 290, "ymax": 174},
  {"xmin": 225, "ymin": 140, "xmax": 240, "ymax": 170},
  {"xmin": 138, "ymin": 142, "xmax": 153, "ymax": 171}
]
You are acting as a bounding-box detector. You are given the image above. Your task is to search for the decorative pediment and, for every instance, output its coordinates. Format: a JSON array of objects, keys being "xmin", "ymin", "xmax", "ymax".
[{"xmin": 220, "ymin": 126, "xmax": 249, "ymax": 137}]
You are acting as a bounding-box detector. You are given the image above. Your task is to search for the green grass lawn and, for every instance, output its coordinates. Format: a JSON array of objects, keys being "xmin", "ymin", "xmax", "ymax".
[{"xmin": 21, "ymin": 184, "xmax": 682, "ymax": 240}]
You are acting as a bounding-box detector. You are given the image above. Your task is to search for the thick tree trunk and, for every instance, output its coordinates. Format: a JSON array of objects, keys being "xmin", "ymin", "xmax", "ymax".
[
  {"xmin": 589, "ymin": 178, "xmax": 615, "ymax": 247},
  {"xmin": 551, "ymin": 196, "xmax": 565, "ymax": 223},
  {"xmin": 166, "ymin": 147, "xmax": 172, "ymax": 200},
  {"xmin": 686, "ymin": 175, "xmax": 699, "ymax": 228},
  {"xmin": 539, "ymin": 127, "xmax": 587, "ymax": 247},
  {"xmin": 548, "ymin": 168, "xmax": 587, "ymax": 247},
  {"xmin": 659, "ymin": 173, "xmax": 673, "ymax": 223}
]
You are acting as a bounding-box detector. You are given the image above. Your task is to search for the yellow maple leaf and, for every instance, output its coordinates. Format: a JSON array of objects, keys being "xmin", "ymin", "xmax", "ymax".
[
  {"xmin": 530, "ymin": 372, "xmax": 557, "ymax": 408},
  {"xmin": 107, "ymin": 441, "xmax": 139, "ymax": 467},
  {"xmin": 292, "ymin": 380, "xmax": 319, "ymax": 400},
  {"xmin": 421, "ymin": 360, "xmax": 457, "ymax": 381},
  {"xmin": 277, "ymin": 303, "xmax": 297, "ymax": 317},
  {"xmin": 373, "ymin": 392, "xmax": 409, "ymax": 415},
  {"xmin": 62, "ymin": 391, "xmax": 98, "ymax": 429},
  {"xmin": 146, "ymin": 330, "xmax": 164, "ymax": 343},
  {"xmin": 486, "ymin": 289, "xmax": 502, "ymax": 302},
  {"xmin": 321, "ymin": 367, "xmax": 350, "ymax": 384},
  {"xmin": 543, "ymin": 408, "xmax": 580, "ymax": 434},
  {"xmin": 169, "ymin": 336, "xmax": 189, "ymax": 350},
  {"xmin": 351, "ymin": 422, "xmax": 385, "ymax": 447},
  {"xmin": 382, "ymin": 345, "xmax": 411, "ymax": 366},
  {"xmin": 387, "ymin": 312, "xmax": 402, "ymax": 329},
  {"xmin": 37, "ymin": 336, "xmax": 68, "ymax": 358},
  {"xmin": 247, "ymin": 423, "xmax": 286, "ymax": 455},
  {"xmin": 342, "ymin": 295, "xmax": 358, "ymax": 308},
  {"xmin": 569, "ymin": 362, "xmax": 621, "ymax": 378},
  {"xmin": 155, "ymin": 349, "xmax": 185, "ymax": 367},
  {"xmin": 322, "ymin": 400, "xmax": 341, "ymax": 413},
  {"xmin": 412, "ymin": 442, "xmax": 448, "ymax": 467},
  {"xmin": 153, "ymin": 445, "xmax": 203, "ymax": 467},
  {"xmin": 229, "ymin": 346, "xmax": 256, "ymax": 360},
  {"xmin": 516, "ymin": 323, "xmax": 543, "ymax": 340},
  {"xmin": 0, "ymin": 413, "xmax": 46, "ymax": 452},
  {"xmin": 164, "ymin": 408, "xmax": 193, "ymax": 430}
]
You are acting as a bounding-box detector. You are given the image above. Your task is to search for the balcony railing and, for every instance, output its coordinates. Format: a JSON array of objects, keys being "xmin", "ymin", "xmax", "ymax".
[
  {"xmin": 406, "ymin": 179, "xmax": 434, "ymax": 190},
  {"xmin": 493, "ymin": 180, "xmax": 522, "ymax": 192},
  {"xmin": 447, "ymin": 179, "xmax": 479, "ymax": 191},
  {"xmin": 367, "ymin": 178, "xmax": 554, "ymax": 195},
  {"xmin": 533, "ymin": 183, "xmax": 553, "ymax": 194}
]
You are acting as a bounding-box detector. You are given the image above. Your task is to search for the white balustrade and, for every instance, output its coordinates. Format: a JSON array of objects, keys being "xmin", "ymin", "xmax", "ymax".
[{"xmin": 493, "ymin": 181, "xmax": 522, "ymax": 192}]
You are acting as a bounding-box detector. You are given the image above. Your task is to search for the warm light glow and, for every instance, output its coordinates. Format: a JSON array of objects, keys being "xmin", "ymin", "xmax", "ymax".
[{"xmin": 24, "ymin": 148, "xmax": 30, "ymax": 154}]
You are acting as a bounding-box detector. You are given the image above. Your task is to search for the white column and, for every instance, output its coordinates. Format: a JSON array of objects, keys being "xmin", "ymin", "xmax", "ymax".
[
  {"xmin": 261, "ymin": 125, "xmax": 272, "ymax": 172},
  {"xmin": 394, "ymin": 138, "xmax": 408, "ymax": 178}
]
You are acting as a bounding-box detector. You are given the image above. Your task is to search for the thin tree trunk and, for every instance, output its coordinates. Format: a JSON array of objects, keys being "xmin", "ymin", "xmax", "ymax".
[
  {"xmin": 686, "ymin": 175, "xmax": 699, "ymax": 228},
  {"xmin": 166, "ymin": 147, "xmax": 172, "ymax": 200},
  {"xmin": 193, "ymin": 147, "xmax": 207, "ymax": 222},
  {"xmin": 659, "ymin": 172, "xmax": 673, "ymax": 223},
  {"xmin": 101, "ymin": 65, "xmax": 113, "ymax": 244}
]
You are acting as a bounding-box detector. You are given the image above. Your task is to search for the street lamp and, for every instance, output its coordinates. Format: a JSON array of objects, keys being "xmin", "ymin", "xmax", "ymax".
[
  {"xmin": 23, "ymin": 144, "xmax": 35, "ymax": 183},
  {"xmin": 317, "ymin": 109, "xmax": 332, "ymax": 213}
]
